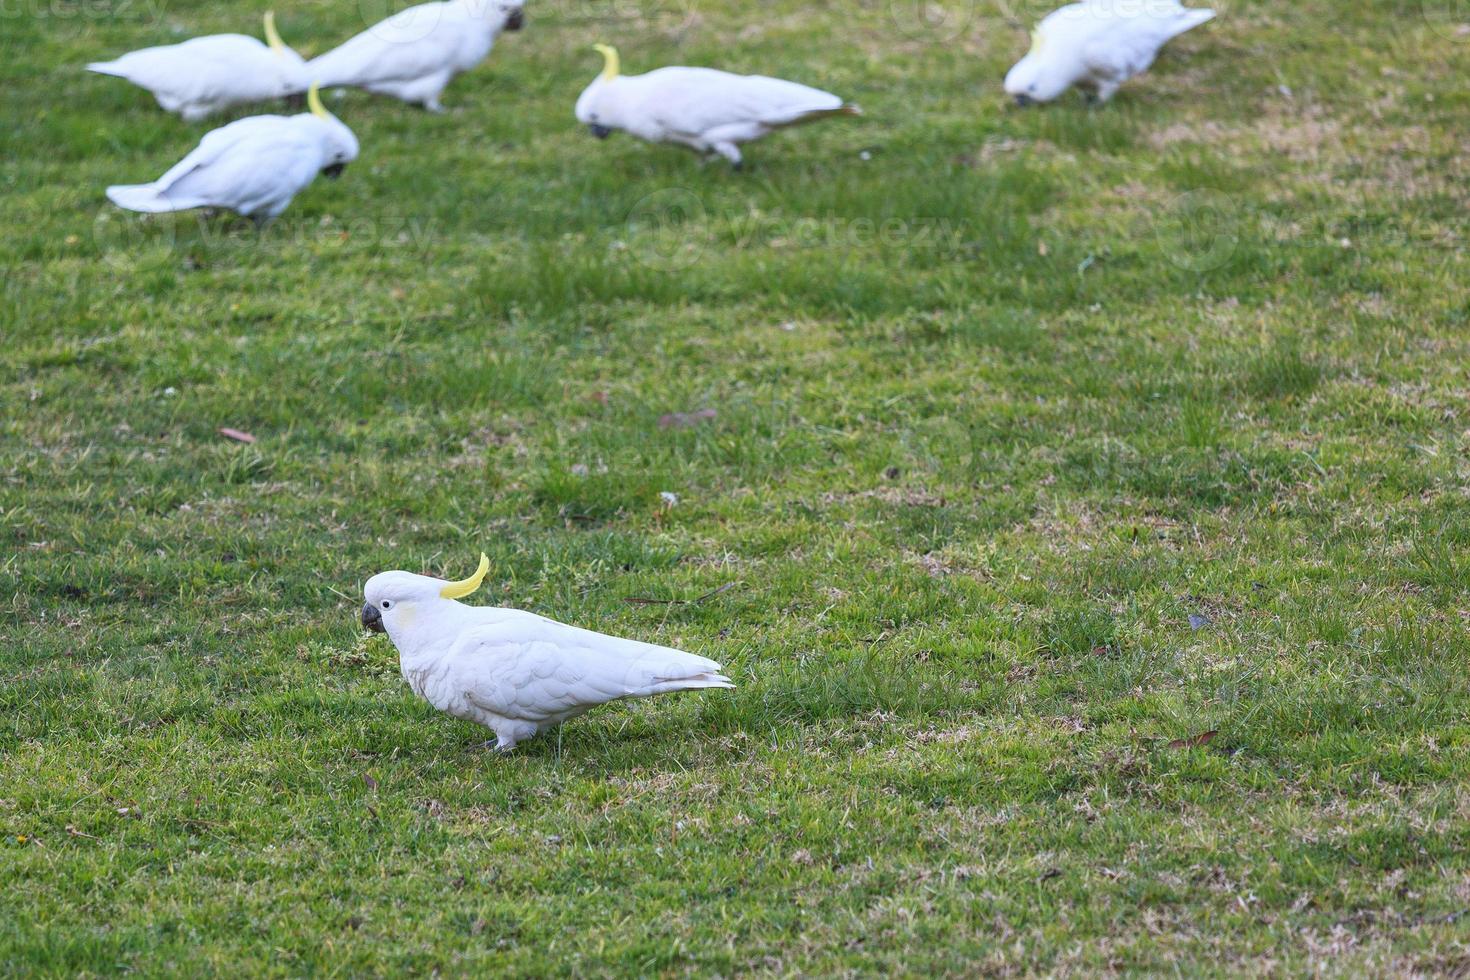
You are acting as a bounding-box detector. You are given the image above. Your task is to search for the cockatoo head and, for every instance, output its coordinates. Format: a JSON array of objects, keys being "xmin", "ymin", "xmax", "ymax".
[
  {"xmin": 301, "ymin": 83, "xmax": 360, "ymax": 178},
  {"xmin": 362, "ymin": 553, "xmax": 490, "ymax": 638},
  {"xmin": 575, "ymin": 43, "xmax": 623, "ymax": 139},
  {"xmin": 462, "ymin": 0, "xmax": 524, "ymax": 32},
  {"xmin": 1003, "ymin": 29, "xmax": 1075, "ymax": 105}
]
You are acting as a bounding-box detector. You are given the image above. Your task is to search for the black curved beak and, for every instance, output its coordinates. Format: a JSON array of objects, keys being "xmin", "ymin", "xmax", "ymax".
[
  {"xmin": 1013, "ymin": 94, "xmax": 1034, "ymax": 108},
  {"xmin": 505, "ymin": 8, "xmax": 523, "ymax": 30},
  {"xmin": 322, "ymin": 163, "xmax": 347, "ymax": 179},
  {"xmin": 361, "ymin": 602, "xmax": 384, "ymax": 633},
  {"xmin": 588, "ymin": 124, "xmax": 612, "ymax": 140}
]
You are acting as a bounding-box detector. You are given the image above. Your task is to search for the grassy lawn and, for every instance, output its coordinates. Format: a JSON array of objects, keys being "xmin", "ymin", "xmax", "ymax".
[{"xmin": 5, "ymin": 0, "xmax": 1470, "ymax": 973}]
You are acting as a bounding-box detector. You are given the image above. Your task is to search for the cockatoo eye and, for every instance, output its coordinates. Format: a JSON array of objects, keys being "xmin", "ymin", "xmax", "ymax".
[{"xmin": 381, "ymin": 600, "xmax": 392, "ymax": 609}]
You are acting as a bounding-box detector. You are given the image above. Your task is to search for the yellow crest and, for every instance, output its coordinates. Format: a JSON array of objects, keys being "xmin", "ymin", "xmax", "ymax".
[
  {"xmin": 306, "ymin": 81, "xmax": 330, "ymax": 120},
  {"xmin": 263, "ymin": 11, "xmax": 288, "ymax": 57},
  {"xmin": 592, "ymin": 43, "xmax": 620, "ymax": 81},
  {"xmin": 440, "ymin": 553, "xmax": 490, "ymax": 600}
]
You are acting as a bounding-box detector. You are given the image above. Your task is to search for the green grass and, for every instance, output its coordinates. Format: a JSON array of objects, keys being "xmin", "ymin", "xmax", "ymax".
[{"xmin": 5, "ymin": 0, "xmax": 1470, "ymax": 973}]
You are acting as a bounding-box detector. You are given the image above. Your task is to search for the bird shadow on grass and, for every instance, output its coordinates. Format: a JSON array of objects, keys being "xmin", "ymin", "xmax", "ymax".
[{"xmin": 482, "ymin": 654, "xmax": 986, "ymax": 774}]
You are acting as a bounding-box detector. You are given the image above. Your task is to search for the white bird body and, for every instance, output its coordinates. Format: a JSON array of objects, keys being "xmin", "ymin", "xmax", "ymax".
[
  {"xmin": 106, "ymin": 87, "xmax": 358, "ymax": 225},
  {"xmin": 306, "ymin": 0, "xmax": 524, "ymax": 111},
  {"xmin": 1004, "ymin": 0, "xmax": 1215, "ymax": 105},
  {"xmin": 87, "ymin": 15, "xmax": 307, "ymax": 121},
  {"xmin": 362, "ymin": 557, "xmax": 734, "ymax": 751},
  {"xmin": 575, "ymin": 46, "xmax": 860, "ymax": 167}
]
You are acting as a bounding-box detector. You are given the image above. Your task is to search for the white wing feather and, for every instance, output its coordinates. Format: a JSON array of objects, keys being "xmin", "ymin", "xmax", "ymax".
[
  {"xmin": 1086, "ymin": 11, "xmax": 1213, "ymax": 77},
  {"xmin": 447, "ymin": 611, "xmax": 731, "ymax": 724},
  {"xmin": 1038, "ymin": 1, "xmax": 1213, "ymax": 80},
  {"xmin": 88, "ymin": 35, "xmax": 304, "ymax": 115},
  {"xmin": 306, "ymin": 2, "xmax": 488, "ymax": 88},
  {"xmin": 637, "ymin": 67, "xmax": 846, "ymax": 137},
  {"xmin": 107, "ymin": 117, "xmax": 321, "ymax": 216}
]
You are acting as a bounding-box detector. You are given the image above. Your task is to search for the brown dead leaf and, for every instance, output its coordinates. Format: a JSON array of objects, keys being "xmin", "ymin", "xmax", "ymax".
[
  {"xmin": 1167, "ymin": 730, "xmax": 1219, "ymax": 750},
  {"xmin": 658, "ymin": 408, "xmax": 717, "ymax": 430},
  {"xmin": 218, "ymin": 427, "xmax": 256, "ymax": 444}
]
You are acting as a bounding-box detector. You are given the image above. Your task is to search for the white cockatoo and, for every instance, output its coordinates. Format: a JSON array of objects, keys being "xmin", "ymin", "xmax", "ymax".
[
  {"xmin": 106, "ymin": 84, "xmax": 358, "ymax": 226},
  {"xmin": 574, "ymin": 45, "xmax": 861, "ymax": 168},
  {"xmin": 305, "ymin": 0, "xmax": 524, "ymax": 112},
  {"xmin": 361, "ymin": 555, "xmax": 735, "ymax": 751},
  {"xmin": 1004, "ymin": 0, "xmax": 1215, "ymax": 105},
  {"xmin": 87, "ymin": 12, "xmax": 308, "ymax": 121}
]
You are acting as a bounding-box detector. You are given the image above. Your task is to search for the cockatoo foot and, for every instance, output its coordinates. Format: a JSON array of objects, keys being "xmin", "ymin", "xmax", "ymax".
[{"xmin": 472, "ymin": 739, "xmax": 516, "ymax": 754}]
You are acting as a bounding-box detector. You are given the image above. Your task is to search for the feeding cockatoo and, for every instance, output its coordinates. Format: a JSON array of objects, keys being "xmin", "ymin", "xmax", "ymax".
[
  {"xmin": 105, "ymin": 84, "xmax": 358, "ymax": 226},
  {"xmin": 1004, "ymin": 0, "xmax": 1215, "ymax": 105},
  {"xmin": 361, "ymin": 555, "xmax": 734, "ymax": 752},
  {"xmin": 574, "ymin": 45, "xmax": 861, "ymax": 169},
  {"xmin": 87, "ymin": 12, "xmax": 308, "ymax": 121},
  {"xmin": 305, "ymin": 0, "xmax": 525, "ymax": 112}
]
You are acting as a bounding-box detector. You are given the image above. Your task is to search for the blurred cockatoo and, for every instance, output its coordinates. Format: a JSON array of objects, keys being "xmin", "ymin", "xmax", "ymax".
[
  {"xmin": 1004, "ymin": 0, "xmax": 1215, "ymax": 105},
  {"xmin": 87, "ymin": 12, "xmax": 308, "ymax": 121},
  {"xmin": 574, "ymin": 44, "xmax": 860, "ymax": 168},
  {"xmin": 105, "ymin": 84, "xmax": 358, "ymax": 226},
  {"xmin": 305, "ymin": 0, "xmax": 525, "ymax": 112},
  {"xmin": 361, "ymin": 554, "xmax": 734, "ymax": 751}
]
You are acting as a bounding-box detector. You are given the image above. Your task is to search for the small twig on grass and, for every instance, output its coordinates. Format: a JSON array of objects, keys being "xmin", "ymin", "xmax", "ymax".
[{"xmin": 624, "ymin": 582, "xmax": 740, "ymax": 606}]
